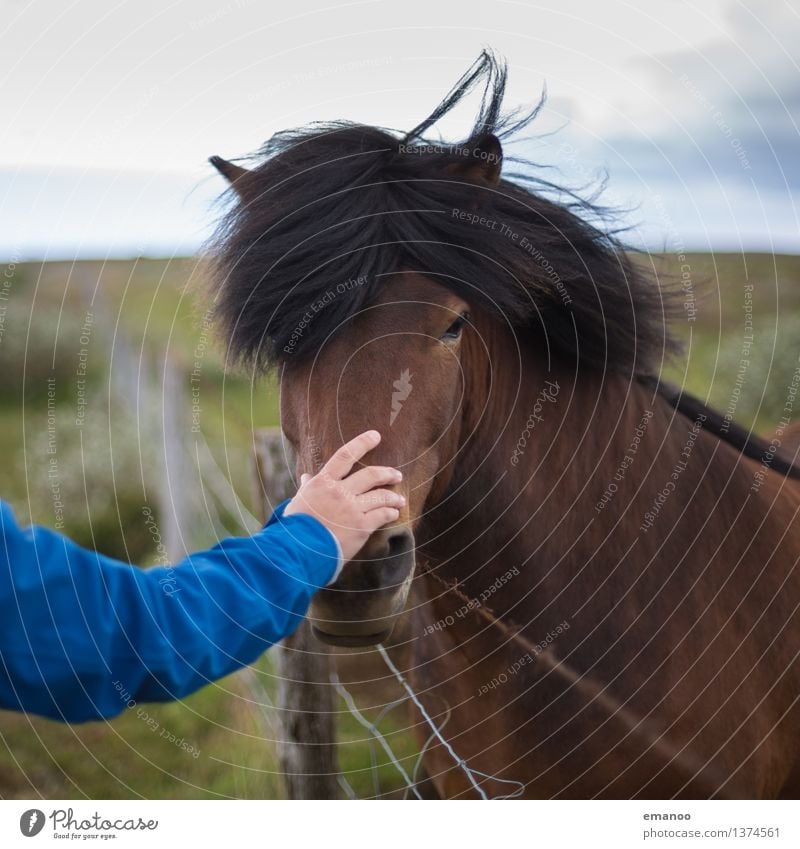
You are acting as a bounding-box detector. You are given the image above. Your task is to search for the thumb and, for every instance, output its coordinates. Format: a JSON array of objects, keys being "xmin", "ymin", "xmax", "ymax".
[{"xmin": 300, "ymin": 473, "xmax": 311, "ymax": 486}]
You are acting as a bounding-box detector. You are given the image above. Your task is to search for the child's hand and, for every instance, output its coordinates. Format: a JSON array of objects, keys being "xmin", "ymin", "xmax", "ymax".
[{"xmin": 283, "ymin": 430, "xmax": 405, "ymax": 563}]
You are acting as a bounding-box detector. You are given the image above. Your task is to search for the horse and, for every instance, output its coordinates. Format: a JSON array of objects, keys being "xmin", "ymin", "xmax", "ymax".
[{"xmin": 207, "ymin": 51, "xmax": 800, "ymax": 798}]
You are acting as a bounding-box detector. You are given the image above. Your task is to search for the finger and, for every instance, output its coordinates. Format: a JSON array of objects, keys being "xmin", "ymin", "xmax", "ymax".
[
  {"xmin": 356, "ymin": 489, "xmax": 406, "ymax": 510},
  {"xmin": 300, "ymin": 473, "xmax": 311, "ymax": 486},
  {"xmin": 321, "ymin": 430, "xmax": 381, "ymax": 480},
  {"xmin": 363, "ymin": 507, "xmax": 401, "ymax": 531},
  {"xmin": 344, "ymin": 465, "xmax": 402, "ymax": 495}
]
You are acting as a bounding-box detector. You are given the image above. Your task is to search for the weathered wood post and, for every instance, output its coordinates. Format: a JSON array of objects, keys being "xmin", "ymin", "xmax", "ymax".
[
  {"xmin": 253, "ymin": 428, "xmax": 340, "ymax": 799},
  {"xmin": 157, "ymin": 353, "xmax": 190, "ymax": 561}
]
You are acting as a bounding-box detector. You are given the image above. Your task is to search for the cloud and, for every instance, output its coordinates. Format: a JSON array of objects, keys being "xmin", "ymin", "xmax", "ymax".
[
  {"xmin": 612, "ymin": 0, "xmax": 800, "ymax": 191},
  {"xmin": 516, "ymin": 0, "xmax": 800, "ymax": 251}
]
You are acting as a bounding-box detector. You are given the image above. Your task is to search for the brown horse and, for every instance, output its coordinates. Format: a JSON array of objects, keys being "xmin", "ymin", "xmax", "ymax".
[{"xmin": 208, "ymin": 51, "xmax": 800, "ymax": 798}]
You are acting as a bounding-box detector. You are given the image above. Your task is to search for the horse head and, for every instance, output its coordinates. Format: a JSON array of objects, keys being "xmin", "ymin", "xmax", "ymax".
[{"xmin": 207, "ymin": 50, "xmax": 668, "ymax": 645}]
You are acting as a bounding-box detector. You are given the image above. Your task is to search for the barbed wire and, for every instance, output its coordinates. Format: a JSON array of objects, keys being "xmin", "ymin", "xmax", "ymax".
[
  {"xmin": 331, "ymin": 671, "xmax": 423, "ymax": 799},
  {"xmin": 377, "ymin": 644, "xmax": 526, "ymax": 799}
]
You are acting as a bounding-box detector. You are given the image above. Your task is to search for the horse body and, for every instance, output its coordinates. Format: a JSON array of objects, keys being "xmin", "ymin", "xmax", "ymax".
[{"xmin": 407, "ymin": 340, "xmax": 800, "ymax": 797}]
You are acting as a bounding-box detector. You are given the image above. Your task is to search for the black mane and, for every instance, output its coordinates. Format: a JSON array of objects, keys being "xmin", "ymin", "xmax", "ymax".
[{"xmin": 209, "ymin": 50, "xmax": 681, "ymax": 375}]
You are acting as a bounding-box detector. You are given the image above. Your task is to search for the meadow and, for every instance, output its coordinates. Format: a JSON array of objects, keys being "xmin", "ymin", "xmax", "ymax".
[{"xmin": 0, "ymin": 251, "xmax": 798, "ymax": 798}]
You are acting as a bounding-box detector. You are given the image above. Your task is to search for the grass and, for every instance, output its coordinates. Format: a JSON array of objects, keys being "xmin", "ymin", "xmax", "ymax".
[{"xmin": 645, "ymin": 252, "xmax": 800, "ymax": 432}]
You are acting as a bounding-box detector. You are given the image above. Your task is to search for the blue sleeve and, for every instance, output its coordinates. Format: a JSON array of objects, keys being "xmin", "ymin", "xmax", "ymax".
[{"xmin": 0, "ymin": 498, "xmax": 341, "ymax": 723}]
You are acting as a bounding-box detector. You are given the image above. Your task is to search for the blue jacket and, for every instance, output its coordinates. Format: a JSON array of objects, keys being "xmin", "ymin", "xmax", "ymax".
[{"xmin": 0, "ymin": 499, "xmax": 341, "ymax": 722}]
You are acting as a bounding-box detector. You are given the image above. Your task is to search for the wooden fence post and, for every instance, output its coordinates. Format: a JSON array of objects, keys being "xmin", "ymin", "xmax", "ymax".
[{"xmin": 253, "ymin": 428, "xmax": 340, "ymax": 800}]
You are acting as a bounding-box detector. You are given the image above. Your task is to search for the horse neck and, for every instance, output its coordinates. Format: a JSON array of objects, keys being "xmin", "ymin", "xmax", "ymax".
[{"xmin": 417, "ymin": 322, "xmax": 800, "ymax": 610}]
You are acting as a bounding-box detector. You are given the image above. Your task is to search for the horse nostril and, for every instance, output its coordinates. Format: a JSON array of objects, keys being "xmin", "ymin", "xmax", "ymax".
[
  {"xmin": 356, "ymin": 527, "xmax": 414, "ymax": 562},
  {"xmin": 386, "ymin": 529, "xmax": 412, "ymax": 559}
]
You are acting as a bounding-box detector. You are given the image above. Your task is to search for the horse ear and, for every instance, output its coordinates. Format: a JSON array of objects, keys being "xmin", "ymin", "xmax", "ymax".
[
  {"xmin": 445, "ymin": 133, "xmax": 503, "ymax": 187},
  {"xmin": 209, "ymin": 155, "xmax": 253, "ymax": 198}
]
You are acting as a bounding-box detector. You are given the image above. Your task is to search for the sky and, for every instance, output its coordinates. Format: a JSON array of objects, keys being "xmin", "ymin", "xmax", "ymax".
[{"xmin": 0, "ymin": 0, "xmax": 797, "ymax": 259}]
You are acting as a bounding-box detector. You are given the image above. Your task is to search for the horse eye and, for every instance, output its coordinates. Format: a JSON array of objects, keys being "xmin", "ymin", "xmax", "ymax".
[{"xmin": 441, "ymin": 312, "xmax": 469, "ymax": 340}]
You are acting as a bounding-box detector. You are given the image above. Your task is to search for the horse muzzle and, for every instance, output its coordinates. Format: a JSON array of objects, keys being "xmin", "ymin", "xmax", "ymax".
[{"xmin": 309, "ymin": 526, "xmax": 415, "ymax": 647}]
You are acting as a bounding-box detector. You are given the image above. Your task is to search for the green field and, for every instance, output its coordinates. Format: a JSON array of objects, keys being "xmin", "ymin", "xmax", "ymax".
[{"xmin": 0, "ymin": 252, "xmax": 798, "ymax": 798}]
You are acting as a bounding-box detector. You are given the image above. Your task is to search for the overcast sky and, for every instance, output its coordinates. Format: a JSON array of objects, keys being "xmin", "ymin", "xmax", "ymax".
[{"xmin": 1, "ymin": 0, "xmax": 797, "ymax": 258}]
